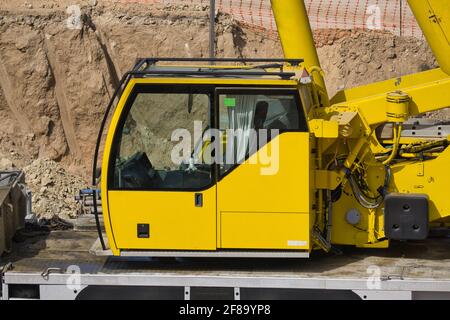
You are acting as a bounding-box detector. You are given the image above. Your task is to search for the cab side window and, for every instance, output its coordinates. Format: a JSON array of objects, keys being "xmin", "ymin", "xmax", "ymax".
[{"xmin": 218, "ymin": 92, "xmax": 306, "ymax": 176}]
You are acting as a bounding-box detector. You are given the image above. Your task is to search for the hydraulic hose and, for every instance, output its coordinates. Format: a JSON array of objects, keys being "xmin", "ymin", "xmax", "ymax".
[
  {"xmin": 348, "ymin": 175, "xmax": 382, "ymax": 209},
  {"xmin": 347, "ymin": 165, "xmax": 391, "ymax": 209},
  {"xmin": 383, "ymin": 123, "xmax": 402, "ymax": 165}
]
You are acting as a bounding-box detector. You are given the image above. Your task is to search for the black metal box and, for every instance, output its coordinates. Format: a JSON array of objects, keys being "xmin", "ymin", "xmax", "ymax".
[{"xmin": 384, "ymin": 193, "xmax": 429, "ymax": 240}]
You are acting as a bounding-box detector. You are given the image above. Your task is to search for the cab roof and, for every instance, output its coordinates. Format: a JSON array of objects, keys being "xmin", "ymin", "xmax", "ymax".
[{"xmin": 130, "ymin": 57, "xmax": 304, "ymax": 81}]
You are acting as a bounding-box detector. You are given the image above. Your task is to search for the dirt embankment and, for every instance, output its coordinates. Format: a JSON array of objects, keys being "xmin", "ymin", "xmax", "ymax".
[
  {"xmin": 23, "ymin": 158, "xmax": 86, "ymax": 219},
  {"xmin": 0, "ymin": 1, "xmax": 438, "ymax": 183},
  {"xmin": 0, "ymin": 2, "xmax": 282, "ymax": 177},
  {"xmin": 316, "ymin": 29, "xmax": 437, "ymax": 94}
]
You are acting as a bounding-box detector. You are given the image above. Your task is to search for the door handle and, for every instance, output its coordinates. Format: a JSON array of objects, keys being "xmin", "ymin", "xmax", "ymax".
[{"xmin": 195, "ymin": 193, "xmax": 203, "ymax": 207}]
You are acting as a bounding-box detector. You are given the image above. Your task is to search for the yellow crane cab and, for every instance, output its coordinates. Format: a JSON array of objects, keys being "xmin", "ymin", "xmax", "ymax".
[
  {"xmin": 94, "ymin": 58, "xmax": 318, "ymax": 257},
  {"xmin": 90, "ymin": 0, "xmax": 450, "ymax": 258}
]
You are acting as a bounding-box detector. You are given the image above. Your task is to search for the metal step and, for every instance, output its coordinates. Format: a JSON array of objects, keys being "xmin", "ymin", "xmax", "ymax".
[{"xmin": 74, "ymin": 214, "xmax": 104, "ymax": 232}]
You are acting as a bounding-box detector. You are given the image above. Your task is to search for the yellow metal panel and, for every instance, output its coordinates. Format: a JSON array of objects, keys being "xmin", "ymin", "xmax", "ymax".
[
  {"xmin": 408, "ymin": 0, "xmax": 450, "ymax": 75},
  {"xmin": 217, "ymin": 132, "xmax": 312, "ymax": 250},
  {"xmin": 331, "ymin": 194, "xmax": 388, "ymax": 248},
  {"xmin": 221, "ymin": 212, "xmax": 309, "ymax": 250},
  {"xmin": 416, "ymin": 163, "xmax": 424, "ymax": 177},
  {"xmin": 217, "ymin": 132, "xmax": 311, "ymax": 214},
  {"xmin": 315, "ymin": 170, "xmax": 342, "ymax": 190},
  {"xmin": 391, "ymin": 146, "xmax": 450, "ymax": 223},
  {"xmin": 108, "ymin": 187, "xmax": 217, "ymax": 250},
  {"xmin": 309, "ymin": 119, "xmax": 339, "ymax": 138}
]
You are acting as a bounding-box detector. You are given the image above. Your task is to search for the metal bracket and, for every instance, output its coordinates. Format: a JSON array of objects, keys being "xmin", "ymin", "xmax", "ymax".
[
  {"xmin": 41, "ymin": 268, "xmax": 64, "ymax": 280},
  {"xmin": 184, "ymin": 286, "xmax": 190, "ymax": 300},
  {"xmin": 1, "ymin": 262, "xmax": 13, "ymax": 274},
  {"xmin": 234, "ymin": 287, "xmax": 241, "ymax": 300},
  {"xmin": 309, "ymin": 119, "xmax": 339, "ymax": 138},
  {"xmin": 315, "ymin": 170, "xmax": 342, "ymax": 190}
]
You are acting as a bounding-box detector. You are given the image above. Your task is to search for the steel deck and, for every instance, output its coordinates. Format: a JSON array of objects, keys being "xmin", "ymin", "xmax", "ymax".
[{"xmin": 1, "ymin": 230, "xmax": 450, "ymax": 299}]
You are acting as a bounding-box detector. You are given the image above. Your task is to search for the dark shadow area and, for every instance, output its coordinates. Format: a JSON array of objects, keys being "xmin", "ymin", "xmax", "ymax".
[
  {"xmin": 77, "ymin": 285, "xmax": 184, "ymax": 300},
  {"xmin": 75, "ymin": 285, "xmax": 361, "ymax": 300}
]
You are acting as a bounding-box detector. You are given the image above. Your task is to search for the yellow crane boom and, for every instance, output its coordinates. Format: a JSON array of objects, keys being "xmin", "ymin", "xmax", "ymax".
[
  {"xmin": 409, "ymin": 0, "xmax": 450, "ymax": 75},
  {"xmin": 271, "ymin": 0, "xmax": 329, "ymax": 106}
]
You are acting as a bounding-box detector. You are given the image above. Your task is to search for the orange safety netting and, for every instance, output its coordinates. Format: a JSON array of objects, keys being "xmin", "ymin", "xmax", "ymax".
[{"xmin": 111, "ymin": 0, "xmax": 423, "ymax": 39}]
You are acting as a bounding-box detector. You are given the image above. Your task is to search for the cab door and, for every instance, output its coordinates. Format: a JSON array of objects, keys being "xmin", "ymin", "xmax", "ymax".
[
  {"xmin": 215, "ymin": 89, "xmax": 312, "ymax": 251},
  {"xmin": 105, "ymin": 85, "xmax": 217, "ymax": 251}
]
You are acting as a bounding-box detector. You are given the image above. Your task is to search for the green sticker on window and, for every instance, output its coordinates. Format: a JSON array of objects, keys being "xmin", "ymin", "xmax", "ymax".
[{"xmin": 224, "ymin": 98, "xmax": 236, "ymax": 108}]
